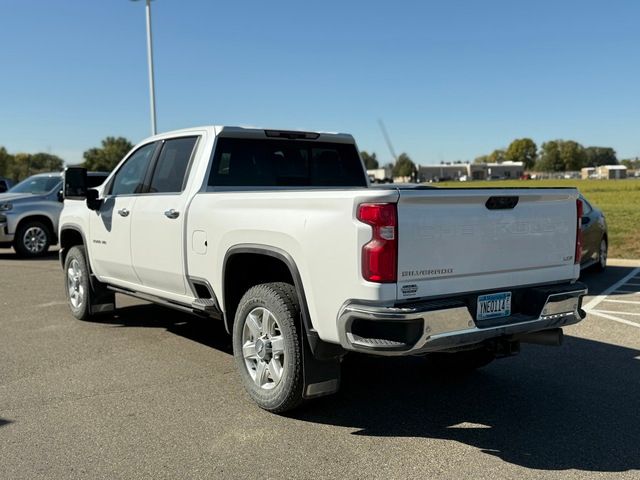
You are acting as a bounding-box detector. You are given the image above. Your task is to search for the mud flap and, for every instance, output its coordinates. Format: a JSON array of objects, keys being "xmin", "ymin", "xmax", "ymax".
[
  {"xmin": 89, "ymin": 274, "xmax": 115, "ymax": 315},
  {"xmin": 300, "ymin": 318, "xmax": 342, "ymax": 400}
]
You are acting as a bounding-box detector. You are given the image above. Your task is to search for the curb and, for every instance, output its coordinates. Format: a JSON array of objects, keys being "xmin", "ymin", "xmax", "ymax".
[{"xmin": 607, "ymin": 258, "xmax": 640, "ymax": 267}]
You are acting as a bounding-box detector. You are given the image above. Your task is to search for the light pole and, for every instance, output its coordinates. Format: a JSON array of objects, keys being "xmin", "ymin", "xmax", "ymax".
[{"xmin": 132, "ymin": 0, "xmax": 157, "ymax": 135}]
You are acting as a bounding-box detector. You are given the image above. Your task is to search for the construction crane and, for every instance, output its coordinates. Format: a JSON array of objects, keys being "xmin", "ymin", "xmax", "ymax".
[{"xmin": 377, "ymin": 119, "xmax": 398, "ymax": 163}]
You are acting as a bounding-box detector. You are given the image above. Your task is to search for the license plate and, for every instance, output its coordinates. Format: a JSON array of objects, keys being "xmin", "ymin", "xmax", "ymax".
[{"xmin": 477, "ymin": 292, "xmax": 512, "ymax": 321}]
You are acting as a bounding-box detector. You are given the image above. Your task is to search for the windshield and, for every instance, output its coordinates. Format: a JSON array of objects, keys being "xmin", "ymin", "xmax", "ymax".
[{"xmin": 9, "ymin": 175, "xmax": 61, "ymax": 194}]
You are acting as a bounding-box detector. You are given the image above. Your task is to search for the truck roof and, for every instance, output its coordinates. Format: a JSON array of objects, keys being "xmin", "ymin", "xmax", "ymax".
[{"xmin": 144, "ymin": 126, "xmax": 356, "ymax": 144}]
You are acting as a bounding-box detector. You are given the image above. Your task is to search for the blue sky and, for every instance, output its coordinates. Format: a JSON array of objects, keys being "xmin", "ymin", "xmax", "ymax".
[{"xmin": 1, "ymin": 0, "xmax": 638, "ymax": 166}]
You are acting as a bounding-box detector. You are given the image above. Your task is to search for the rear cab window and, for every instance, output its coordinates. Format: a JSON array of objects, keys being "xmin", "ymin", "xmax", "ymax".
[
  {"xmin": 208, "ymin": 137, "xmax": 367, "ymax": 188},
  {"xmin": 149, "ymin": 137, "xmax": 198, "ymax": 193}
]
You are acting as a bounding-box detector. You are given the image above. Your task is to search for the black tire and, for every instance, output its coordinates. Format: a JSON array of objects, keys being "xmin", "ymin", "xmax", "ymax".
[
  {"xmin": 428, "ymin": 347, "xmax": 495, "ymax": 375},
  {"xmin": 14, "ymin": 220, "xmax": 52, "ymax": 257},
  {"xmin": 593, "ymin": 237, "xmax": 607, "ymax": 272},
  {"xmin": 63, "ymin": 246, "xmax": 93, "ymax": 320},
  {"xmin": 232, "ymin": 282, "xmax": 304, "ymax": 413}
]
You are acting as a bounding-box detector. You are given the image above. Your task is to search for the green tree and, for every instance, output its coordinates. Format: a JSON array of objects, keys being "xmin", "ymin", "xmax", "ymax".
[
  {"xmin": 473, "ymin": 155, "xmax": 489, "ymax": 164},
  {"xmin": 559, "ymin": 140, "xmax": 586, "ymax": 171},
  {"xmin": 83, "ymin": 136, "xmax": 133, "ymax": 172},
  {"xmin": 30, "ymin": 153, "xmax": 64, "ymax": 172},
  {"xmin": 488, "ymin": 149, "xmax": 506, "ymax": 164},
  {"xmin": 536, "ymin": 141, "xmax": 564, "ymax": 172},
  {"xmin": 505, "ymin": 138, "xmax": 537, "ymax": 170},
  {"xmin": 0, "ymin": 146, "xmax": 13, "ymax": 178},
  {"xmin": 360, "ymin": 151, "xmax": 379, "ymax": 169},
  {"xmin": 621, "ymin": 157, "xmax": 640, "ymax": 169},
  {"xmin": 536, "ymin": 140, "xmax": 586, "ymax": 172},
  {"xmin": 7, "ymin": 153, "xmax": 34, "ymax": 181},
  {"xmin": 392, "ymin": 153, "xmax": 417, "ymax": 178},
  {"xmin": 584, "ymin": 146, "xmax": 617, "ymax": 167},
  {"xmin": 0, "ymin": 149, "xmax": 63, "ymax": 181}
]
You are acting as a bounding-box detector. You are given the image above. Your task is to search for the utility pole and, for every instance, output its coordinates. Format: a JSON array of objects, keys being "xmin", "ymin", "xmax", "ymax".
[{"xmin": 132, "ymin": 0, "xmax": 157, "ymax": 135}]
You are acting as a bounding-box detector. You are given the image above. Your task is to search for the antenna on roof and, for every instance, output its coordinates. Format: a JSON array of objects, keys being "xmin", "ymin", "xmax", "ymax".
[{"xmin": 378, "ymin": 119, "xmax": 398, "ymax": 163}]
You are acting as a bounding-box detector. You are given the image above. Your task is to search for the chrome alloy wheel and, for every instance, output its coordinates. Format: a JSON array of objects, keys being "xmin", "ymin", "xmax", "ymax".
[
  {"xmin": 23, "ymin": 226, "xmax": 47, "ymax": 254},
  {"xmin": 67, "ymin": 258, "xmax": 85, "ymax": 309},
  {"xmin": 600, "ymin": 239, "xmax": 608, "ymax": 269},
  {"xmin": 242, "ymin": 307, "xmax": 286, "ymax": 390}
]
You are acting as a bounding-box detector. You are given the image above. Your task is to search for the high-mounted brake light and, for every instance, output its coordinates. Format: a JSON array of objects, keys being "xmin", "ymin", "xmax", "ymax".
[
  {"xmin": 575, "ymin": 198, "xmax": 583, "ymax": 264},
  {"xmin": 264, "ymin": 130, "xmax": 320, "ymax": 140},
  {"xmin": 357, "ymin": 203, "xmax": 397, "ymax": 283}
]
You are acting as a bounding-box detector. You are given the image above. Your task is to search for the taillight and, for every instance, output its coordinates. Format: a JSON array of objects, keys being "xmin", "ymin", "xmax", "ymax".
[
  {"xmin": 357, "ymin": 203, "xmax": 397, "ymax": 283},
  {"xmin": 575, "ymin": 198, "xmax": 583, "ymax": 264}
]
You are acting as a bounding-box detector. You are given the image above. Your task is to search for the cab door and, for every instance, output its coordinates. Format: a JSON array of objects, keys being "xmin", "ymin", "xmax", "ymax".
[
  {"xmin": 130, "ymin": 136, "xmax": 199, "ymax": 295},
  {"xmin": 89, "ymin": 142, "xmax": 158, "ymax": 285}
]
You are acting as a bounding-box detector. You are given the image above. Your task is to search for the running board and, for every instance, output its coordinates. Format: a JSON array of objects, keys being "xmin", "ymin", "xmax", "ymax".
[
  {"xmin": 107, "ymin": 286, "xmax": 220, "ymax": 318},
  {"xmin": 191, "ymin": 298, "xmax": 222, "ymax": 316}
]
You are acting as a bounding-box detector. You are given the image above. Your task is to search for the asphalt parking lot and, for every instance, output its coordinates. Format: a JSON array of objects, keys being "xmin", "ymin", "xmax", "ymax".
[{"xmin": 1, "ymin": 249, "xmax": 639, "ymax": 479}]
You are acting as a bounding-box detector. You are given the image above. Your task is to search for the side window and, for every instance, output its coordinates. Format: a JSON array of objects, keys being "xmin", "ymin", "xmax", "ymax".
[
  {"xmin": 110, "ymin": 143, "xmax": 156, "ymax": 196},
  {"xmin": 149, "ymin": 137, "xmax": 198, "ymax": 193}
]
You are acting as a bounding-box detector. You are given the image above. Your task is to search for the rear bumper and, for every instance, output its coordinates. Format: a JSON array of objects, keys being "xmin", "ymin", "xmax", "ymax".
[{"xmin": 337, "ymin": 282, "xmax": 587, "ymax": 356}]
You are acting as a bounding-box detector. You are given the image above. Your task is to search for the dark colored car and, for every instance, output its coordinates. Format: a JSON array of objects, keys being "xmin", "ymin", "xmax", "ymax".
[
  {"xmin": 579, "ymin": 194, "xmax": 607, "ymax": 271},
  {"xmin": 0, "ymin": 177, "xmax": 14, "ymax": 193}
]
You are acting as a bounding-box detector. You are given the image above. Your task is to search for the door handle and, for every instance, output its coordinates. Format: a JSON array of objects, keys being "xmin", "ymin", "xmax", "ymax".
[
  {"xmin": 117, "ymin": 208, "xmax": 130, "ymax": 217},
  {"xmin": 164, "ymin": 209, "xmax": 180, "ymax": 219}
]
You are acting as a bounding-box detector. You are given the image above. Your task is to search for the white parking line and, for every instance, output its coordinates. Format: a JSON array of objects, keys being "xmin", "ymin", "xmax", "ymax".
[
  {"xmin": 583, "ymin": 267, "xmax": 640, "ymax": 311},
  {"xmin": 594, "ymin": 309, "xmax": 640, "ymax": 316},
  {"xmin": 589, "ymin": 310, "xmax": 640, "ymax": 329},
  {"xmin": 583, "ymin": 267, "xmax": 640, "ymax": 329},
  {"xmin": 603, "ymin": 299, "xmax": 640, "ymax": 305}
]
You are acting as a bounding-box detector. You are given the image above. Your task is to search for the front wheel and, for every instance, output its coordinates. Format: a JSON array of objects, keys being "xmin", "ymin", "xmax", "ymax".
[
  {"xmin": 14, "ymin": 220, "xmax": 51, "ymax": 257},
  {"xmin": 64, "ymin": 246, "xmax": 96, "ymax": 320},
  {"xmin": 232, "ymin": 282, "xmax": 304, "ymax": 413}
]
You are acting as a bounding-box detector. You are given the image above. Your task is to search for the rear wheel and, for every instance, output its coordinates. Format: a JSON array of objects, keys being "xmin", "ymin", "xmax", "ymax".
[
  {"xmin": 594, "ymin": 238, "xmax": 607, "ymax": 272},
  {"xmin": 428, "ymin": 347, "xmax": 495, "ymax": 374},
  {"xmin": 14, "ymin": 220, "xmax": 51, "ymax": 257},
  {"xmin": 232, "ymin": 282, "xmax": 304, "ymax": 413}
]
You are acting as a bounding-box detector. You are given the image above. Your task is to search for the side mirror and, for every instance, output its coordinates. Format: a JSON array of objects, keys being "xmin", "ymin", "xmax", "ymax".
[
  {"xmin": 57, "ymin": 190, "xmax": 64, "ymax": 202},
  {"xmin": 64, "ymin": 167, "xmax": 88, "ymax": 199},
  {"xmin": 582, "ymin": 216, "xmax": 591, "ymax": 225},
  {"xmin": 86, "ymin": 189, "xmax": 102, "ymax": 211}
]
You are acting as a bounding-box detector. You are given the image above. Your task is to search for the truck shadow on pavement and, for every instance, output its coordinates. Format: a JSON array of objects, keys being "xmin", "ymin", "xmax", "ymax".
[
  {"xmin": 0, "ymin": 250, "xmax": 58, "ymax": 261},
  {"xmin": 94, "ymin": 302, "xmax": 640, "ymax": 473},
  {"xmin": 294, "ymin": 336, "xmax": 640, "ymax": 473},
  {"xmin": 98, "ymin": 303, "xmax": 233, "ymax": 354}
]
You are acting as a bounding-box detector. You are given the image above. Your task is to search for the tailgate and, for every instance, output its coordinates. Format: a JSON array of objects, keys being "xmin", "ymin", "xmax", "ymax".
[{"xmin": 396, "ymin": 188, "xmax": 580, "ymax": 301}]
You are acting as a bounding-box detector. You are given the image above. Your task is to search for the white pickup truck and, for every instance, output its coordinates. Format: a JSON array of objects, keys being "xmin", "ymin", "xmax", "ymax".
[{"xmin": 60, "ymin": 126, "xmax": 587, "ymax": 412}]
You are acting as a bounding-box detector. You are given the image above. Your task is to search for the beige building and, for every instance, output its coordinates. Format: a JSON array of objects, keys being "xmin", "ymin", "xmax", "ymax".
[
  {"xmin": 581, "ymin": 167, "xmax": 596, "ymax": 179},
  {"xmin": 596, "ymin": 165, "xmax": 627, "ymax": 179}
]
